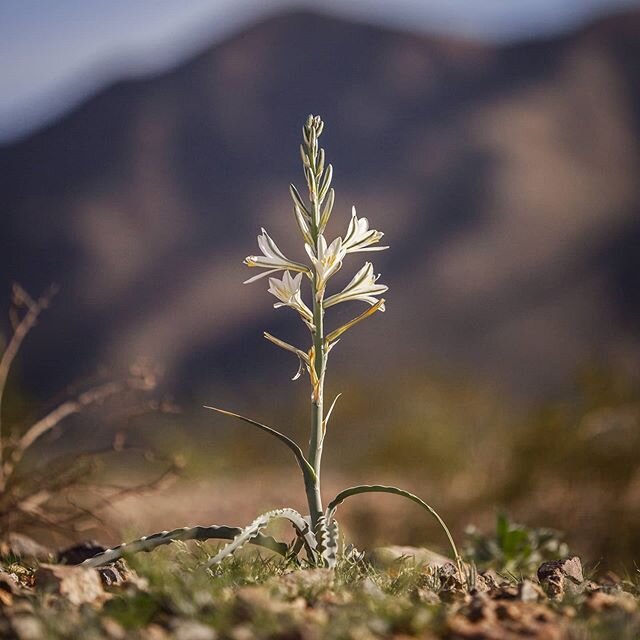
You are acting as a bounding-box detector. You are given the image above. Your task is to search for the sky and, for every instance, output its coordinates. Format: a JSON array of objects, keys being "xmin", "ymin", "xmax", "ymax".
[{"xmin": 0, "ymin": 0, "xmax": 638, "ymax": 143}]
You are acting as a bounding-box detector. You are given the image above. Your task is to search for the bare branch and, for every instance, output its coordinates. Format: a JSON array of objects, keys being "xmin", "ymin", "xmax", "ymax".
[
  {"xmin": 0, "ymin": 284, "xmax": 57, "ymax": 487},
  {"xmin": 3, "ymin": 376, "xmax": 150, "ymax": 483},
  {"xmin": 4, "ymin": 382, "xmax": 119, "ymax": 481}
]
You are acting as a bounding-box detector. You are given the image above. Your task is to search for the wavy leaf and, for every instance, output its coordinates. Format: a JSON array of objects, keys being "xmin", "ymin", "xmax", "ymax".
[
  {"xmin": 82, "ymin": 524, "xmax": 288, "ymax": 568},
  {"xmin": 326, "ymin": 484, "xmax": 463, "ymax": 578},
  {"xmin": 314, "ymin": 515, "xmax": 339, "ymax": 568},
  {"xmin": 206, "ymin": 508, "xmax": 317, "ymax": 567}
]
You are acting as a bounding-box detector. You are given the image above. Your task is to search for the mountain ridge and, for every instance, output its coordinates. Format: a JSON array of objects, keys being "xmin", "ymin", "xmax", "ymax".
[{"xmin": 1, "ymin": 8, "xmax": 639, "ymax": 400}]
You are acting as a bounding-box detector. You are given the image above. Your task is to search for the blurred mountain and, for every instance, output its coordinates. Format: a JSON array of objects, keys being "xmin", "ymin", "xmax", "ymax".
[{"xmin": 1, "ymin": 9, "xmax": 639, "ymax": 400}]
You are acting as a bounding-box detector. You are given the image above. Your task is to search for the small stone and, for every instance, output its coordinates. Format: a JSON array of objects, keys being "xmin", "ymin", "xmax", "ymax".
[
  {"xmin": 8, "ymin": 599, "xmax": 34, "ymax": 615},
  {"xmin": 414, "ymin": 587, "xmax": 440, "ymax": 605},
  {"xmin": 519, "ymin": 579, "xmax": 544, "ymax": 602},
  {"xmin": 139, "ymin": 623, "xmax": 169, "ymax": 640},
  {"xmin": 234, "ymin": 584, "xmax": 305, "ymax": 624},
  {"xmin": 495, "ymin": 602, "xmax": 522, "ymax": 621},
  {"xmin": 469, "ymin": 572, "xmax": 492, "ymax": 593},
  {"xmin": 305, "ymin": 606, "xmax": 329, "ymax": 626},
  {"xmin": 102, "ymin": 617, "xmax": 127, "ymax": 640},
  {"xmin": 228, "ymin": 624, "xmax": 255, "ymax": 640},
  {"xmin": 493, "ymin": 584, "xmax": 519, "ymax": 600},
  {"xmin": 360, "ymin": 577, "xmax": 385, "ymax": 600},
  {"xmin": 171, "ymin": 619, "xmax": 217, "ymax": 640},
  {"xmin": 583, "ymin": 580, "xmax": 600, "ymax": 593},
  {"xmin": 467, "ymin": 593, "xmax": 495, "ymax": 623},
  {"xmin": 437, "ymin": 562, "xmax": 465, "ymax": 595},
  {"xmin": 438, "ymin": 562, "xmax": 458, "ymax": 579},
  {"xmin": 367, "ymin": 546, "xmax": 451, "ymax": 569},
  {"xmin": 1, "ymin": 533, "xmax": 52, "ymax": 562},
  {"xmin": 557, "ymin": 557, "xmax": 583, "ymax": 584},
  {"xmin": 35, "ymin": 563, "xmax": 107, "ymax": 606},
  {"xmin": 276, "ymin": 568, "xmax": 334, "ymax": 598},
  {"xmin": 0, "ymin": 589, "xmax": 12, "ymax": 607},
  {"xmin": 233, "ymin": 585, "xmax": 273, "ymax": 620},
  {"xmin": 537, "ymin": 557, "xmax": 584, "ymax": 599},
  {"xmin": 10, "ymin": 615, "xmax": 46, "ymax": 640},
  {"xmin": 0, "ymin": 570, "xmax": 23, "ymax": 596},
  {"xmin": 480, "ymin": 569, "xmax": 505, "ymax": 588},
  {"xmin": 585, "ymin": 590, "xmax": 637, "ymax": 614}
]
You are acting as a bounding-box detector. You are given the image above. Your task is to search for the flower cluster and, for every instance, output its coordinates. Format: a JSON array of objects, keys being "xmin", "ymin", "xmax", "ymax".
[{"xmin": 243, "ymin": 115, "xmax": 388, "ymax": 382}]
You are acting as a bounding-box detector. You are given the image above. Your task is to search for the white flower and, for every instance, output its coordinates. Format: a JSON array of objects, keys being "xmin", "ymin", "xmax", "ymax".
[
  {"xmin": 305, "ymin": 235, "xmax": 346, "ymax": 293},
  {"xmin": 342, "ymin": 207, "xmax": 388, "ymax": 253},
  {"xmin": 267, "ymin": 272, "xmax": 313, "ymax": 323},
  {"xmin": 244, "ymin": 228, "xmax": 309, "ymax": 283},
  {"xmin": 324, "ymin": 262, "xmax": 388, "ymax": 310}
]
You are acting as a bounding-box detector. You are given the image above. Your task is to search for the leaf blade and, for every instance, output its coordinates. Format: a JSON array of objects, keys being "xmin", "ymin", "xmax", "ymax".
[
  {"xmin": 206, "ymin": 508, "xmax": 317, "ymax": 567},
  {"xmin": 203, "ymin": 406, "xmax": 317, "ymax": 484},
  {"xmin": 82, "ymin": 524, "xmax": 289, "ymax": 567},
  {"xmin": 326, "ymin": 484, "xmax": 462, "ymax": 578}
]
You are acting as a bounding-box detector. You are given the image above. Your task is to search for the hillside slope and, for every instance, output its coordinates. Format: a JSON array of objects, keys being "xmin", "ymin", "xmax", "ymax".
[{"xmin": 1, "ymin": 9, "xmax": 639, "ymax": 399}]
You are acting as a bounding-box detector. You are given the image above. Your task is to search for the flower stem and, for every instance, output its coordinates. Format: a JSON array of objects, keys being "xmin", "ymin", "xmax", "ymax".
[
  {"xmin": 304, "ymin": 116, "xmax": 327, "ymax": 530},
  {"xmin": 307, "ymin": 279, "xmax": 325, "ymax": 528}
]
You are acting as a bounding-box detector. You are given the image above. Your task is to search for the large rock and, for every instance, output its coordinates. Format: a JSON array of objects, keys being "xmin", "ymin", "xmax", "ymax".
[{"xmin": 35, "ymin": 563, "xmax": 107, "ymax": 606}]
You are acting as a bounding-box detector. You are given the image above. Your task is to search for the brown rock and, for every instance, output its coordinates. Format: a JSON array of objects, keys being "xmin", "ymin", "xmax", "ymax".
[
  {"xmin": 10, "ymin": 615, "xmax": 46, "ymax": 640},
  {"xmin": 35, "ymin": 563, "xmax": 107, "ymax": 605},
  {"xmin": 414, "ymin": 587, "xmax": 440, "ymax": 605},
  {"xmin": 0, "ymin": 570, "xmax": 26, "ymax": 607},
  {"xmin": 233, "ymin": 585, "xmax": 306, "ymax": 624},
  {"xmin": 480, "ymin": 570, "xmax": 506, "ymax": 589},
  {"xmin": 228, "ymin": 624, "xmax": 255, "ymax": 640},
  {"xmin": 171, "ymin": 619, "xmax": 217, "ymax": 640},
  {"xmin": 0, "ymin": 570, "xmax": 23, "ymax": 595},
  {"xmin": 367, "ymin": 546, "xmax": 452, "ymax": 569},
  {"xmin": 470, "ymin": 572, "xmax": 493, "ymax": 594},
  {"xmin": 454, "ymin": 596, "xmax": 565, "ymax": 640},
  {"xmin": 492, "ymin": 584, "xmax": 519, "ymax": 600},
  {"xmin": 537, "ymin": 557, "xmax": 584, "ymax": 599},
  {"xmin": 101, "ymin": 617, "xmax": 127, "ymax": 640},
  {"xmin": 0, "ymin": 590, "xmax": 11, "ymax": 606},
  {"xmin": 467, "ymin": 593, "xmax": 497, "ymax": 624},
  {"xmin": 276, "ymin": 568, "xmax": 334, "ymax": 598},
  {"xmin": 519, "ymin": 580, "xmax": 544, "ymax": 602},
  {"xmin": 1, "ymin": 533, "xmax": 52, "ymax": 562},
  {"xmin": 139, "ymin": 624, "xmax": 170, "ymax": 640},
  {"xmin": 585, "ymin": 590, "xmax": 638, "ymax": 614}
]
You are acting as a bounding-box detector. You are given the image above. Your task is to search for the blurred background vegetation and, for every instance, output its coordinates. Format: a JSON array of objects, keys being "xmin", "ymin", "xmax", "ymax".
[{"xmin": 0, "ymin": 0, "xmax": 638, "ymax": 572}]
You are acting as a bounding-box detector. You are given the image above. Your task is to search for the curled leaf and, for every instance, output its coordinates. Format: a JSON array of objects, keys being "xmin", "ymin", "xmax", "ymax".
[{"xmin": 326, "ymin": 484, "xmax": 463, "ymax": 580}]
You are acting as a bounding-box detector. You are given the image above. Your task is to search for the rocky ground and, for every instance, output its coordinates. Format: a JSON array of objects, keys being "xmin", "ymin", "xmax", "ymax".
[{"xmin": 0, "ymin": 534, "xmax": 638, "ymax": 640}]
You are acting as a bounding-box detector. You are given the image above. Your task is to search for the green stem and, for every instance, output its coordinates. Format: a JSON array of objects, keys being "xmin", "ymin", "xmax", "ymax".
[
  {"xmin": 306, "ymin": 133, "xmax": 326, "ymax": 529},
  {"xmin": 307, "ymin": 283, "xmax": 324, "ymax": 528}
]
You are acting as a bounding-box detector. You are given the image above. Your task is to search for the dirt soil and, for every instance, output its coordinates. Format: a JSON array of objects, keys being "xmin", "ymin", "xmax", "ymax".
[{"xmin": 0, "ymin": 538, "xmax": 638, "ymax": 639}]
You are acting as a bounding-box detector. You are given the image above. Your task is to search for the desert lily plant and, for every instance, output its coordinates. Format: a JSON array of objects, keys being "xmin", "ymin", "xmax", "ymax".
[{"xmin": 84, "ymin": 116, "xmax": 463, "ymax": 578}]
